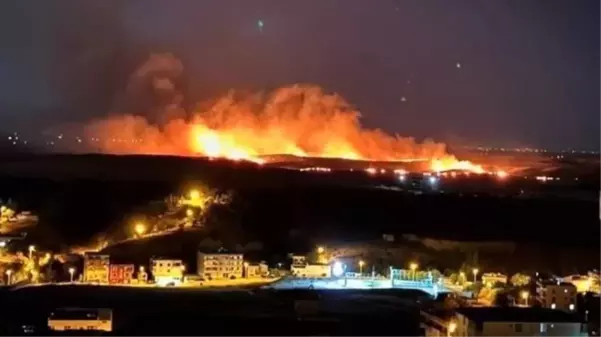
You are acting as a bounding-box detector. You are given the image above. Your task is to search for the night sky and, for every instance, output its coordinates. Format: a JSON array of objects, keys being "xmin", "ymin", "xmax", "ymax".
[{"xmin": 0, "ymin": 0, "xmax": 598, "ymax": 150}]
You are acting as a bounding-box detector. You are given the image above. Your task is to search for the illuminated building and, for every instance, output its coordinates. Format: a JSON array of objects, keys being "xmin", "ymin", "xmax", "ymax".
[
  {"xmin": 197, "ymin": 252, "xmax": 243, "ymax": 280},
  {"xmin": 536, "ymin": 281, "xmax": 577, "ymax": 312},
  {"xmin": 48, "ymin": 308, "xmax": 112, "ymax": 332},
  {"xmin": 289, "ymin": 254, "xmax": 331, "ymax": 278},
  {"xmin": 246, "ymin": 262, "xmax": 269, "ymax": 278},
  {"xmin": 424, "ymin": 307, "xmax": 584, "ymax": 336},
  {"xmin": 151, "ymin": 258, "xmax": 184, "ymax": 286},
  {"xmin": 482, "ymin": 273, "xmax": 508, "ymax": 287},
  {"xmin": 83, "ymin": 254, "xmax": 109, "ymax": 284},
  {"xmin": 108, "ymin": 264, "xmax": 134, "ymax": 284}
]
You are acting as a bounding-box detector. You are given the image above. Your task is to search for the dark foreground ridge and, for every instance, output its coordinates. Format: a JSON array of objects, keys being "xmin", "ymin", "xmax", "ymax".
[{"xmin": 0, "ymin": 284, "xmax": 424, "ymax": 335}]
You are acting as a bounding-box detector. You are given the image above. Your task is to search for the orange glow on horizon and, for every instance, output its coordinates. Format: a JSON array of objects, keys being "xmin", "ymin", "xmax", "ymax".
[{"xmin": 85, "ymin": 84, "xmax": 493, "ymax": 173}]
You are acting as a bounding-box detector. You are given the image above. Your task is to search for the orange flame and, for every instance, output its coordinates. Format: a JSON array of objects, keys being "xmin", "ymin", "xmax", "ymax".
[{"xmin": 85, "ymin": 85, "xmax": 486, "ymax": 173}]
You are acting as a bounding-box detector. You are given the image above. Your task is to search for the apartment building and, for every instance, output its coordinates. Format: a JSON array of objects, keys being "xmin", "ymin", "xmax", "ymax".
[
  {"xmin": 83, "ymin": 253, "xmax": 110, "ymax": 284},
  {"xmin": 537, "ymin": 280, "xmax": 577, "ymax": 312},
  {"xmin": 448, "ymin": 307, "xmax": 588, "ymax": 337},
  {"xmin": 197, "ymin": 252, "xmax": 244, "ymax": 280},
  {"xmin": 151, "ymin": 258, "xmax": 184, "ymax": 286}
]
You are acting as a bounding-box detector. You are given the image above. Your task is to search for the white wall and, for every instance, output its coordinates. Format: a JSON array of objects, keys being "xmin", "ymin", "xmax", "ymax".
[
  {"xmin": 453, "ymin": 315, "xmax": 586, "ymax": 337},
  {"xmin": 481, "ymin": 322, "xmax": 581, "ymax": 336}
]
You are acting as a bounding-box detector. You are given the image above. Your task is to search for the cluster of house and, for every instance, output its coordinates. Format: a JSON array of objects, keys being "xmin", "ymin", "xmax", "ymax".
[
  {"xmin": 82, "ymin": 250, "xmax": 269, "ymax": 286},
  {"xmin": 482, "ymin": 273, "xmax": 576, "ymax": 312},
  {"xmin": 479, "ymin": 271, "xmax": 600, "ymax": 312},
  {"xmin": 0, "ymin": 206, "xmax": 38, "ymax": 225}
]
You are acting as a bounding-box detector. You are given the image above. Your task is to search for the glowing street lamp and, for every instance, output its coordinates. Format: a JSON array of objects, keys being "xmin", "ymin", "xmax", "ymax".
[
  {"xmin": 189, "ymin": 189, "xmax": 201, "ymax": 200},
  {"xmin": 358, "ymin": 260, "xmax": 365, "ymax": 274},
  {"xmin": 332, "ymin": 261, "xmax": 344, "ymax": 277},
  {"xmin": 134, "ymin": 222, "xmax": 146, "ymax": 236},
  {"xmin": 68, "ymin": 267, "xmax": 76, "ymax": 282},
  {"xmin": 448, "ymin": 321, "xmax": 457, "ymax": 337},
  {"xmin": 410, "ymin": 262, "xmax": 418, "ymax": 280},
  {"xmin": 28, "ymin": 245, "xmax": 35, "ymax": 259},
  {"xmin": 472, "ymin": 268, "xmax": 479, "ymax": 283},
  {"xmin": 186, "ymin": 209, "xmax": 194, "ymax": 217},
  {"xmin": 317, "ymin": 246, "xmax": 325, "ymax": 254},
  {"xmin": 5, "ymin": 269, "xmax": 12, "ymax": 285},
  {"xmin": 521, "ymin": 290, "xmax": 529, "ymax": 306}
]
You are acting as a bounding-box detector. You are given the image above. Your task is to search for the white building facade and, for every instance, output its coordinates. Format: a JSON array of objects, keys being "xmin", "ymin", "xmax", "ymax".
[
  {"xmin": 446, "ymin": 307, "xmax": 584, "ymax": 336},
  {"xmin": 151, "ymin": 258, "xmax": 184, "ymax": 286},
  {"xmin": 197, "ymin": 252, "xmax": 244, "ymax": 280}
]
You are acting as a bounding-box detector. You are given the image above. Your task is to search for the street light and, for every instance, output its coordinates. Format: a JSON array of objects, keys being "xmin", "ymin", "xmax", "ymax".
[
  {"xmin": 28, "ymin": 245, "xmax": 35, "ymax": 259},
  {"xmin": 5, "ymin": 269, "xmax": 12, "ymax": 285},
  {"xmin": 358, "ymin": 260, "xmax": 365, "ymax": 274},
  {"xmin": 68, "ymin": 267, "xmax": 75, "ymax": 282},
  {"xmin": 448, "ymin": 321, "xmax": 457, "ymax": 337},
  {"xmin": 472, "ymin": 268, "xmax": 479, "ymax": 283},
  {"xmin": 134, "ymin": 222, "xmax": 146, "ymax": 236},
  {"xmin": 521, "ymin": 291, "xmax": 529, "ymax": 306},
  {"xmin": 186, "ymin": 209, "xmax": 194, "ymax": 217},
  {"xmin": 410, "ymin": 262, "xmax": 418, "ymax": 281},
  {"xmin": 189, "ymin": 189, "xmax": 201, "ymax": 200},
  {"xmin": 317, "ymin": 246, "xmax": 325, "ymax": 254}
]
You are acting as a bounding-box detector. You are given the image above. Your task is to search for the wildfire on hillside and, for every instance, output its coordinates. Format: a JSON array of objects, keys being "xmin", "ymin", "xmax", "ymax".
[{"xmin": 82, "ymin": 54, "xmax": 495, "ymax": 174}]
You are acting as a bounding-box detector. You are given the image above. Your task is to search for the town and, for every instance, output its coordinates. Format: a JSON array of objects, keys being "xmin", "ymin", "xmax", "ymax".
[{"xmin": 1, "ymin": 194, "xmax": 599, "ymax": 335}]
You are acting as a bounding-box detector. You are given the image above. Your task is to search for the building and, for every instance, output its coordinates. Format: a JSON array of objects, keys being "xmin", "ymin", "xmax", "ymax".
[
  {"xmin": 482, "ymin": 273, "xmax": 508, "ymax": 287},
  {"xmin": 563, "ymin": 273, "xmax": 601, "ymax": 294},
  {"xmin": 291, "ymin": 264, "xmax": 331, "ymax": 278},
  {"xmin": 197, "ymin": 252, "xmax": 243, "ymax": 280},
  {"xmin": 83, "ymin": 254, "xmax": 109, "ymax": 284},
  {"xmin": 425, "ymin": 307, "xmax": 584, "ymax": 336},
  {"xmin": 246, "ymin": 262, "xmax": 269, "ymax": 278},
  {"xmin": 48, "ymin": 308, "xmax": 112, "ymax": 332},
  {"xmin": 537, "ymin": 281, "xmax": 577, "ymax": 312},
  {"xmin": 289, "ymin": 254, "xmax": 331, "ymax": 277},
  {"xmin": 109, "ymin": 264, "xmax": 135, "ymax": 284},
  {"xmin": 291, "ymin": 255, "xmax": 307, "ymax": 266},
  {"xmin": 151, "ymin": 258, "xmax": 184, "ymax": 286}
]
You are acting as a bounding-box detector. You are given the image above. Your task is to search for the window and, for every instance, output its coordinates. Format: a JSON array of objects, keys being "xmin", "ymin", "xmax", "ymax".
[{"xmin": 515, "ymin": 323, "xmax": 523, "ymax": 333}]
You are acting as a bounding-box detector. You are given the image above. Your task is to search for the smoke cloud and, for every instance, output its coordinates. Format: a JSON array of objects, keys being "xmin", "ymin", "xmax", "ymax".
[{"xmin": 84, "ymin": 54, "xmax": 463, "ymax": 166}]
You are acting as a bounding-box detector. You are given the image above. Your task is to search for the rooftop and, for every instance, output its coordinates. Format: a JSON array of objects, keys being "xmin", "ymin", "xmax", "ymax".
[
  {"xmin": 456, "ymin": 307, "xmax": 580, "ymax": 323},
  {"xmin": 539, "ymin": 280, "xmax": 577, "ymax": 287}
]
